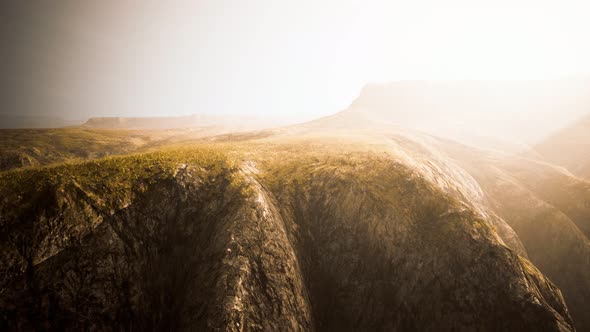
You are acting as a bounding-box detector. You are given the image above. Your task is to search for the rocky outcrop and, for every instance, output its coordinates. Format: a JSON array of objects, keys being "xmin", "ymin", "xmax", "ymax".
[
  {"xmin": 264, "ymin": 155, "xmax": 573, "ymax": 331},
  {"xmin": 0, "ymin": 160, "xmax": 310, "ymax": 331},
  {"xmin": 297, "ymin": 86, "xmax": 590, "ymax": 331},
  {"xmin": 433, "ymin": 139, "xmax": 590, "ymax": 332},
  {"xmin": 0, "ymin": 149, "xmax": 576, "ymax": 331}
]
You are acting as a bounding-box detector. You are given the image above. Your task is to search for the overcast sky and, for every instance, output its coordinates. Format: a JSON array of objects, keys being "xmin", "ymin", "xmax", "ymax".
[{"xmin": 1, "ymin": 0, "xmax": 590, "ymax": 122}]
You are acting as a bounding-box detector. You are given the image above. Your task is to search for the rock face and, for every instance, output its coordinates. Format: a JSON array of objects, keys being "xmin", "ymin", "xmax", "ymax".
[
  {"xmin": 0, "ymin": 144, "xmax": 576, "ymax": 331},
  {"xmin": 435, "ymin": 140, "xmax": 590, "ymax": 332},
  {"xmin": 288, "ymin": 99, "xmax": 590, "ymax": 331},
  {"xmin": 264, "ymin": 154, "xmax": 572, "ymax": 331},
  {"xmin": 312, "ymin": 81, "xmax": 590, "ymax": 331}
]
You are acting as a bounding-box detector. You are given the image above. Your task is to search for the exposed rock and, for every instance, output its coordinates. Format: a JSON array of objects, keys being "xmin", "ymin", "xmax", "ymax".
[{"xmin": 0, "ymin": 149, "xmax": 576, "ymax": 331}]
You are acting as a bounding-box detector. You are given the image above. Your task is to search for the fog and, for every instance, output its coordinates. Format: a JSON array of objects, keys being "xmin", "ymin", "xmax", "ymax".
[{"xmin": 2, "ymin": 0, "xmax": 590, "ymax": 137}]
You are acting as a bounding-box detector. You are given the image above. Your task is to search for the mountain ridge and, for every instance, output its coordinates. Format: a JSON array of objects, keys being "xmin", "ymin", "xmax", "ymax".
[
  {"xmin": 2, "ymin": 81, "xmax": 590, "ymax": 330},
  {"xmin": 0, "ymin": 144, "xmax": 577, "ymax": 331}
]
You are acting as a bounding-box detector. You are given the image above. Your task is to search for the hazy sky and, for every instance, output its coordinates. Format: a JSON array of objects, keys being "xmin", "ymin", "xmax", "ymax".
[{"xmin": 1, "ymin": 0, "xmax": 590, "ymax": 121}]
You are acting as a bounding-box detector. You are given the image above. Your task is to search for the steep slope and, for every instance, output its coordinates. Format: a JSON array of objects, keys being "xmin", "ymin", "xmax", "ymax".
[
  {"xmin": 0, "ymin": 145, "xmax": 575, "ymax": 331},
  {"xmin": 257, "ymin": 146, "xmax": 572, "ymax": 331},
  {"xmin": 435, "ymin": 140, "xmax": 590, "ymax": 331},
  {"xmin": 308, "ymin": 81, "xmax": 590, "ymax": 331},
  {"xmin": 283, "ymin": 100, "xmax": 590, "ymax": 331},
  {"xmin": 535, "ymin": 114, "xmax": 590, "ymax": 180},
  {"xmin": 0, "ymin": 148, "xmax": 312, "ymax": 330}
]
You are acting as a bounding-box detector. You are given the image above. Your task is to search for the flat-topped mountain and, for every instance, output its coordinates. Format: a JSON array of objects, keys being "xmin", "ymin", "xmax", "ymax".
[
  {"xmin": 83, "ymin": 114, "xmax": 294, "ymax": 131},
  {"xmin": 347, "ymin": 79, "xmax": 590, "ymax": 144}
]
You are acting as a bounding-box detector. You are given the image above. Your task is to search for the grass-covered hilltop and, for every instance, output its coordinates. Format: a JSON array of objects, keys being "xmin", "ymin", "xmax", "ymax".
[{"xmin": 1, "ymin": 113, "xmax": 589, "ymax": 332}]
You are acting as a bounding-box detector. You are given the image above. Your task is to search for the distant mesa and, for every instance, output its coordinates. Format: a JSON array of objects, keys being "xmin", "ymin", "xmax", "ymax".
[
  {"xmin": 82, "ymin": 114, "xmax": 294, "ymax": 131},
  {"xmin": 344, "ymin": 79, "xmax": 590, "ymax": 143}
]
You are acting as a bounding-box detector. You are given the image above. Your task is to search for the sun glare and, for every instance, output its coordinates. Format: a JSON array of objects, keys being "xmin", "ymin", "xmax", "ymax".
[{"xmin": 360, "ymin": 3, "xmax": 589, "ymax": 80}]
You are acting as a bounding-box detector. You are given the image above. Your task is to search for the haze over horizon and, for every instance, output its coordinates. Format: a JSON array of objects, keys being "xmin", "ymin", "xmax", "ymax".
[{"xmin": 2, "ymin": 0, "xmax": 590, "ymax": 129}]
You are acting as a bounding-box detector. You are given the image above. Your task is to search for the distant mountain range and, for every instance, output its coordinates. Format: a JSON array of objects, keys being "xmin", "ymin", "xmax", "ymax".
[
  {"xmin": 1, "ymin": 114, "xmax": 299, "ymax": 131},
  {"xmin": 5, "ymin": 79, "xmax": 590, "ymax": 142}
]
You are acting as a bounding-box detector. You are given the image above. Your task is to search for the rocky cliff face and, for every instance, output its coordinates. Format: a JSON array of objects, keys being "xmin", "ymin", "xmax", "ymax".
[
  {"xmin": 284, "ymin": 104, "xmax": 590, "ymax": 331},
  {"xmin": 0, "ymin": 143, "xmax": 577, "ymax": 331},
  {"xmin": 433, "ymin": 139, "xmax": 590, "ymax": 332},
  {"xmin": 261, "ymin": 153, "xmax": 573, "ymax": 331}
]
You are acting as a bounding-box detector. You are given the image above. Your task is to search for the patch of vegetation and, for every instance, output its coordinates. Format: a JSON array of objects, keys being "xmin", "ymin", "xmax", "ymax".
[{"xmin": 0, "ymin": 145, "xmax": 243, "ymax": 218}]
